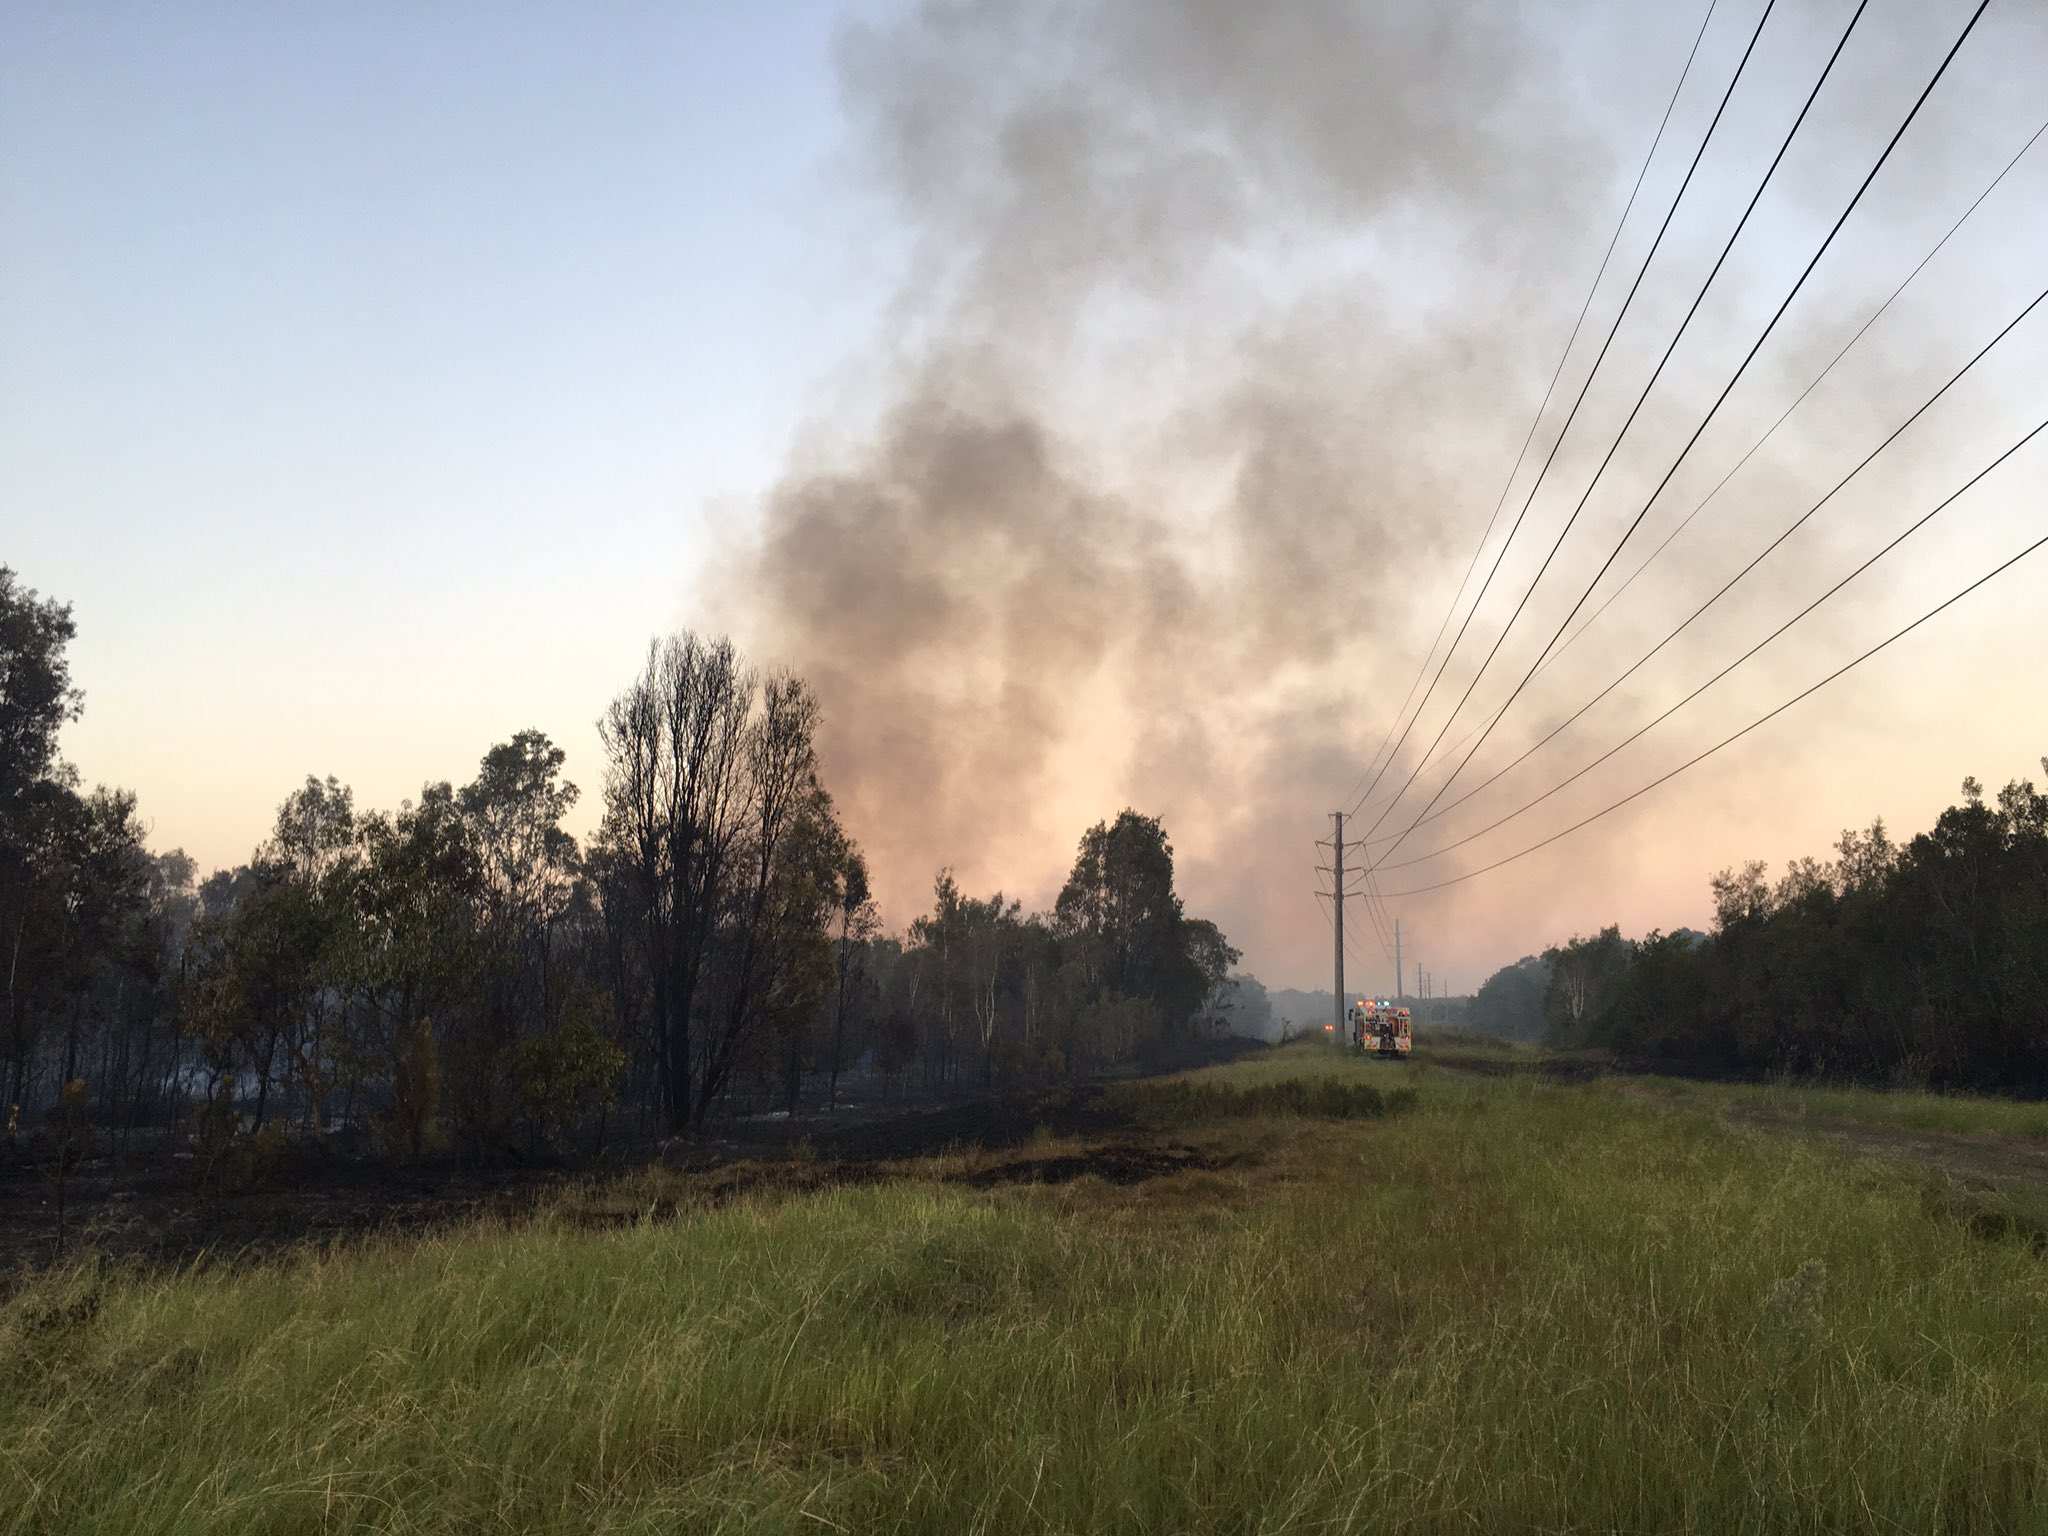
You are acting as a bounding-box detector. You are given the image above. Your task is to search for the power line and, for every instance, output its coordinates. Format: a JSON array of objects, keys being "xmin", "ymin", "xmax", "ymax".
[
  {"xmin": 1369, "ymin": 0, "xmax": 1986, "ymax": 871},
  {"xmin": 1386, "ymin": 409, "xmax": 2048, "ymax": 869},
  {"xmin": 1313, "ymin": 832, "xmax": 1390, "ymax": 978},
  {"xmin": 1353, "ymin": 890, "xmax": 1390, "ymax": 977},
  {"xmin": 1387, "ymin": 281, "xmax": 2048, "ymax": 850},
  {"xmin": 1316, "ymin": 889, "xmax": 1384, "ymax": 976},
  {"xmin": 1359, "ymin": 81, "xmax": 2041, "ymax": 855},
  {"xmin": 1356, "ymin": 915, "xmax": 1386, "ymax": 974},
  {"xmin": 1349, "ymin": 0, "xmax": 1823, "ymax": 830},
  {"xmin": 1378, "ymin": 108, "xmax": 2048, "ymax": 825},
  {"xmin": 1358, "ymin": 875, "xmax": 1394, "ymax": 958},
  {"xmin": 1539, "ymin": 111, "xmax": 2048, "ymax": 679},
  {"xmin": 1373, "ymin": 431, "xmax": 2048, "ymax": 896},
  {"xmin": 1360, "ymin": 0, "xmax": 1868, "ymax": 842},
  {"xmin": 1360, "ymin": 872, "xmax": 1399, "ymax": 962},
  {"xmin": 1344, "ymin": 865, "xmax": 1395, "ymax": 963},
  {"xmin": 1344, "ymin": 0, "xmax": 1778, "ymax": 821},
  {"xmin": 1336, "ymin": 0, "xmax": 1723, "ymax": 817}
]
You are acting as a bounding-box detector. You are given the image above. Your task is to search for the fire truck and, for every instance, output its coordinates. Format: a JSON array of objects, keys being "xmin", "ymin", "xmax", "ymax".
[{"xmin": 1348, "ymin": 998, "xmax": 1412, "ymax": 1058}]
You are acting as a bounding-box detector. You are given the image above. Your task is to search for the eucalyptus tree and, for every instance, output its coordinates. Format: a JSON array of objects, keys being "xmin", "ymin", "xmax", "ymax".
[
  {"xmin": 459, "ymin": 731, "xmax": 580, "ymax": 1034},
  {"xmin": 827, "ymin": 844, "xmax": 880, "ymax": 1107},
  {"xmin": 598, "ymin": 633, "xmax": 846, "ymax": 1132}
]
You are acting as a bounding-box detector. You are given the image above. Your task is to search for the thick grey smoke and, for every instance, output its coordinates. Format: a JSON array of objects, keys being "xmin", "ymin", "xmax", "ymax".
[
  {"xmin": 718, "ymin": 0, "xmax": 1637, "ymax": 977},
  {"xmin": 719, "ymin": 0, "xmax": 1737, "ymax": 983}
]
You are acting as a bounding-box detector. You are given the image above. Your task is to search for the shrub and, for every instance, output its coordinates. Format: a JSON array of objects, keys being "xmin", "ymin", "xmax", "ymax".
[
  {"xmin": 509, "ymin": 1004, "xmax": 623, "ymax": 1155},
  {"xmin": 378, "ymin": 1013, "xmax": 441, "ymax": 1163}
]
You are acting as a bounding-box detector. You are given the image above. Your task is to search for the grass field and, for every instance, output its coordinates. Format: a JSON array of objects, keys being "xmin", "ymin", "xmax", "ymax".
[
  {"xmin": 1632, "ymin": 1073, "xmax": 2048, "ymax": 1142},
  {"xmin": 6, "ymin": 1043, "xmax": 2047, "ymax": 1533}
]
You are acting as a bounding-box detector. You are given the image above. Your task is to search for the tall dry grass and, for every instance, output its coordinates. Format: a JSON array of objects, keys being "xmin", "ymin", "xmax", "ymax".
[{"xmin": 4, "ymin": 1046, "xmax": 2045, "ymax": 1532}]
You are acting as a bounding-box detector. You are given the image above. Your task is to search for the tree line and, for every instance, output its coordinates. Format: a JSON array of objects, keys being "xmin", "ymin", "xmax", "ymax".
[
  {"xmin": 1, "ymin": 567, "xmax": 1244, "ymax": 1165},
  {"xmin": 1466, "ymin": 764, "xmax": 2048, "ymax": 1090}
]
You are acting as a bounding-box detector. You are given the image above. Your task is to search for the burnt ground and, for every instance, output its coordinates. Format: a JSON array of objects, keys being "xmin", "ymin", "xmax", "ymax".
[
  {"xmin": 0, "ymin": 1099, "xmax": 1086, "ymax": 1280},
  {"xmin": 0, "ymin": 1036, "xmax": 1272, "ymax": 1282},
  {"xmin": 0, "ymin": 1152, "xmax": 577, "ymax": 1280}
]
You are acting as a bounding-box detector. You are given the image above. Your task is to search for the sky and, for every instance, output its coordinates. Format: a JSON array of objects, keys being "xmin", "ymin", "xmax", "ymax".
[
  {"xmin": 4, "ymin": 0, "xmax": 878, "ymax": 860},
  {"xmin": 6, "ymin": 0, "xmax": 2046, "ymax": 996}
]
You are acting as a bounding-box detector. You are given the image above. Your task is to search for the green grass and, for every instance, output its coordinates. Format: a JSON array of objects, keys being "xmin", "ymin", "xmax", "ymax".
[
  {"xmin": 6, "ymin": 1048, "xmax": 2048, "ymax": 1532},
  {"xmin": 1627, "ymin": 1072, "xmax": 2048, "ymax": 1141},
  {"xmin": 1164, "ymin": 1037, "xmax": 1431, "ymax": 1089}
]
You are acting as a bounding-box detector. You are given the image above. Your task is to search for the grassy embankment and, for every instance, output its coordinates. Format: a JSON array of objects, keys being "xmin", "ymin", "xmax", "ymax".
[
  {"xmin": 1635, "ymin": 1074, "xmax": 2048, "ymax": 1141},
  {"xmin": 5, "ymin": 1042, "xmax": 2047, "ymax": 1533}
]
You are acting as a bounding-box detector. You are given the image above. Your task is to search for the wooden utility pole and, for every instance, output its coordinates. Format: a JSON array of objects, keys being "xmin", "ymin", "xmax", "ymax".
[
  {"xmin": 1394, "ymin": 919, "xmax": 1403, "ymax": 1003},
  {"xmin": 1332, "ymin": 812, "xmax": 1344, "ymax": 1039},
  {"xmin": 1317, "ymin": 814, "xmax": 1367, "ymax": 1042}
]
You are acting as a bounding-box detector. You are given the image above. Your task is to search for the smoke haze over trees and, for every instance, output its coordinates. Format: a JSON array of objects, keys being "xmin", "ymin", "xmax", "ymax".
[
  {"xmin": 1, "ymin": 569, "xmax": 1252, "ymax": 1156},
  {"xmin": 713, "ymin": 0, "xmax": 2048, "ymax": 995}
]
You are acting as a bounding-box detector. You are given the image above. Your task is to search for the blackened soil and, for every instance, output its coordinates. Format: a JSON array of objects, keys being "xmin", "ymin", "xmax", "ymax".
[
  {"xmin": 0, "ymin": 1036, "xmax": 1282, "ymax": 1283},
  {"xmin": 0, "ymin": 1083, "xmax": 1187, "ymax": 1282},
  {"xmin": 0, "ymin": 1154, "xmax": 572, "ymax": 1283}
]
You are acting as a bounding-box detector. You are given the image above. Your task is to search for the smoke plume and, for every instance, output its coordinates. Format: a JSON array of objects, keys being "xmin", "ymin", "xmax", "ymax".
[{"xmin": 718, "ymin": 0, "xmax": 1695, "ymax": 984}]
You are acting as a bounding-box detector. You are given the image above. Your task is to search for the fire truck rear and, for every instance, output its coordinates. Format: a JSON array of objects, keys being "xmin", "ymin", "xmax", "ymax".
[{"xmin": 1347, "ymin": 999, "xmax": 1412, "ymax": 1057}]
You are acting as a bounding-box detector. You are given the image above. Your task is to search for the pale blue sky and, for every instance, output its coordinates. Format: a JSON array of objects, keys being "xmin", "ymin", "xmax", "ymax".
[{"xmin": 4, "ymin": 2, "xmax": 886, "ymax": 863}]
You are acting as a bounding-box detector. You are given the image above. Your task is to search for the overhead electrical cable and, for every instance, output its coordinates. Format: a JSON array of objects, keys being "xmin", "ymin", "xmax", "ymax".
[
  {"xmin": 1336, "ymin": 0, "xmax": 1723, "ymax": 816},
  {"xmin": 1318, "ymin": 889, "xmax": 1386, "ymax": 975},
  {"xmin": 1342, "ymin": 0, "xmax": 1778, "ymax": 821},
  {"xmin": 1367, "ymin": 108, "xmax": 2048, "ymax": 824},
  {"xmin": 1363, "ymin": 894, "xmax": 1394, "ymax": 967},
  {"xmin": 1537, "ymin": 111, "xmax": 2048, "ymax": 679},
  {"xmin": 1383, "ymin": 281, "xmax": 2048, "ymax": 848},
  {"xmin": 1360, "ymin": 875, "xmax": 1396, "ymax": 959},
  {"xmin": 1358, "ymin": 0, "xmax": 1869, "ymax": 841},
  {"xmin": 1313, "ymin": 852, "xmax": 1392, "ymax": 967},
  {"xmin": 1348, "ymin": 0, "xmax": 1827, "ymax": 829},
  {"xmin": 1343, "ymin": 861, "xmax": 1394, "ymax": 961},
  {"xmin": 1373, "ymin": 507, "xmax": 2048, "ymax": 898},
  {"xmin": 1359, "ymin": 869, "xmax": 1392, "ymax": 942},
  {"xmin": 1382, "ymin": 409, "xmax": 2048, "ymax": 871},
  {"xmin": 1365, "ymin": 875, "xmax": 1405, "ymax": 978},
  {"xmin": 1352, "ymin": 890, "xmax": 1391, "ymax": 977},
  {"xmin": 1364, "ymin": 907, "xmax": 1394, "ymax": 969},
  {"xmin": 1359, "ymin": 26, "xmax": 2033, "ymax": 847},
  {"xmin": 1367, "ymin": 0, "xmax": 1986, "ymax": 871}
]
